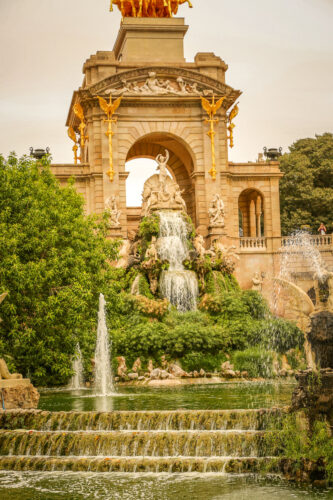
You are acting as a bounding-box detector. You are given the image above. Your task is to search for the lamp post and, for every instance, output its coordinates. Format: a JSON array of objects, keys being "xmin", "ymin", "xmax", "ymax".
[
  {"xmin": 29, "ymin": 147, "xmax": 50, "ymax": 160},
  {"xmin": 263, "ymin": 147, "xmax": 282, "ymax": 161}
]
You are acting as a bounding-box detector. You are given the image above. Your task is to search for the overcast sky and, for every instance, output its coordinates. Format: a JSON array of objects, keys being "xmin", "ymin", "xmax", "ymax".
[{"xmin": 0, "ymin": 0, "xmax": 332, "ymax": 198}]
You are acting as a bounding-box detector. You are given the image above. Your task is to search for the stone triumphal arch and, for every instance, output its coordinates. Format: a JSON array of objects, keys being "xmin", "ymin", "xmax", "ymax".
[{"xmin": 52, "ymin": 11, "xmax": 329, "ymax": 290}]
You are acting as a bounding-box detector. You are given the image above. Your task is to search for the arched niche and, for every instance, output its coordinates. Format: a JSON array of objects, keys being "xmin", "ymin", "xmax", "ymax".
[
  {"xmin": 238, "ymin": 188, "xmax": 265, "ymax": 238},
  {"xmin": 126, "ymin": 132, "xmax": 196, "ymax": 224}
]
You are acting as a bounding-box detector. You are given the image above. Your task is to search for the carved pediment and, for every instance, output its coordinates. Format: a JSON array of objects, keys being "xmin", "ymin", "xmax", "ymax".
[{"xmin": 84, "ymin": 66, "xmax": 241, "ymax": 110}]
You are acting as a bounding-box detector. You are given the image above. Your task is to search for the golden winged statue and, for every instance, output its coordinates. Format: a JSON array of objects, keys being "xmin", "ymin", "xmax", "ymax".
[
  {"xmin": 110, "ymin": 0, "xmax": 193, "ymax": 18},
  {"xmin": 98, "ymin": 95, "xmax": 123, "ymax": 182},
  {"xmin": 201, "ymin": 96, "xmax": 226, "ymax": 181},
  {"xmin": 73, "ymin": 103, "xmax": 85, "ymax": 123},
  {"xmin": 229, "ymin": 103, "xmax": 239, "ymax": 123},
  {"xmin": 228, "ymin": 103, "xmax": 239, "ymax": 149},
  {"xmin": 67, "ymin": 126, "xmax": 77, "ymax": 144},
  {"xmin": 201, "ymin": 96, "xmax": 226, "ymax": 119},
  {"xmin": 98, "ymin": 96, "xmax": 122, "ymax": 120}
]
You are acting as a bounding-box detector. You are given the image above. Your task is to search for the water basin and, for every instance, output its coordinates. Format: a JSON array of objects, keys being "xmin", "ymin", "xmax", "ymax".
[
  {"xmin": 38, "ymin": 381, "xmax": 295, "ymax": 412},
  {"xmin": 0, "ymin": 472, "xmax": 332, "ymax": 500}
]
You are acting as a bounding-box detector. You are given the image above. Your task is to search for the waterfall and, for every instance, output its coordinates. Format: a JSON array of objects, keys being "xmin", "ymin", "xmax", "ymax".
[
  {"xmin": 158, "ymin": 211, "xmax": 198, "ymax": 312},
  {"xmin": 68, "ymin": 344, "xmax": 84, "ymax": 390},
  {"xmin": 93, "ymin": 294, "xmax": 114, "ymax": 396},
  {"xmin": 0, "ymin": 408, "xmax": 286, "ymax": 473}
]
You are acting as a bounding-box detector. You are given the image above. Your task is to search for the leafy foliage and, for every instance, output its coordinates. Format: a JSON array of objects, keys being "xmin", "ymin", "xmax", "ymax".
[
  {"xmin": 268, "ymin": 415, "xmax": 333, "ymax": 484},
  {"xmin": 279, "ymin": 133, "xmax": 333, "ymax": 235},
  {"xmin": 232, "ymin": 348, "xmax": 274, "ymax": 378},
  {"xmin": 0, "ymin": 154, "xmax": 118, "ymax": 385}
]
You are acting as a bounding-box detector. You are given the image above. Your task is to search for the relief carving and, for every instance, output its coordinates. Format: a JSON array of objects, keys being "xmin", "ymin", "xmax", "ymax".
[{"xmin": 104, "ymin": 72, "xmax": 214, "ymax": 97}]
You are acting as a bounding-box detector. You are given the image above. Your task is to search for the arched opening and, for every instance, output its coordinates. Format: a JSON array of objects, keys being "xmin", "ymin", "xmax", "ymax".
[
  {"xmin": 125, "ymin": 132, "xmax": 196, "ymax": 224},
  {"xmin": 125, "ymin": 158, "xmax": 172, "ymax": 207},
  {"xmin": 238, "ymin": 189, "xmax": 265, "ymax": 238}
]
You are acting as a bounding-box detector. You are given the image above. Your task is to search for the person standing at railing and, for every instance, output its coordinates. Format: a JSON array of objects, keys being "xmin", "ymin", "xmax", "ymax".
[{"xmin": 318, "ymin": 223, "xmax": 327, "ymax": 235}]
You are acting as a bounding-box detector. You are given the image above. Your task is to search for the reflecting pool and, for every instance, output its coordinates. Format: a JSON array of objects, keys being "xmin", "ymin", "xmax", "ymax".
[{"xmin": 38, "ymin": 381, "xmax": 295, "ymax": 412}]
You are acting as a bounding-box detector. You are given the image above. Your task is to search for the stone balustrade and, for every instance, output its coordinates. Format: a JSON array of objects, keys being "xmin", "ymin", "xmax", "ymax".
[
  {"xmin": 281, "ymin": 234, "xmax": 332, "ymax": 248},
  {"xmin": 239, "ymin": 237, "xmax": 267, "ymax": 250}
]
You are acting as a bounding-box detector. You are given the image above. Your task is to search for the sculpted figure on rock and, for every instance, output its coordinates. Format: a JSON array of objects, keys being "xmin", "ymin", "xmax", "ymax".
[
  {"xmin": 106, "ymin": 196, "xmax": 121, "ymax": 227},
  {"xmin": 209, "ymin": 194, "xmax": 225, "ymax": 227},
  {"xmin": 141, "ymin": 150, "xmax": 187, "ymax": 216}
]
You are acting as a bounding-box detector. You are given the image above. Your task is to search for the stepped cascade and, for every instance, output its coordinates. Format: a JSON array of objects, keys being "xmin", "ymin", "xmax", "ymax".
[
  {"xmin": 158, "ymin": 211, "xmax": 198, "ymax": 312},
  {"xmin": 0, "ymin": 409, "xmax": 286, "ymax": 474}
]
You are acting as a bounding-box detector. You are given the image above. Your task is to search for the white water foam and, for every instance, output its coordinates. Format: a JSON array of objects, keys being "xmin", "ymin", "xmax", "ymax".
[{"xmin": 158, "ymin": 211, "xmax": 198, "ymax": 312}]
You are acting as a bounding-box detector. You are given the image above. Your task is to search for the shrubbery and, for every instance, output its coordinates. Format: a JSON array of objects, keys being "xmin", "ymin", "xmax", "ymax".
[
  {"xmin": 232, "ymin": 348, "xmax": 275, "ymax": 378},
  {"xmin": 0, "ymin": 154, "xmax": 306, "ymax": 385},
  {"xmin": 0, "ymin": 154, "xmax": 118, "ymax": 386}
]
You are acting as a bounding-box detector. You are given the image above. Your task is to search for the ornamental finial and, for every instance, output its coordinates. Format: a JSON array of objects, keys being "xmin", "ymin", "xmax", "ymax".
[{"xmin": 110, "ymin": 0, "xmax": 193, "ymax": 18}]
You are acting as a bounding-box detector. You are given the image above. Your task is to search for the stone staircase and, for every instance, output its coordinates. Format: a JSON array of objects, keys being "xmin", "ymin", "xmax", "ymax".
[{"xmin": 0, "ymin": 409, "xmax": 286, "ymax": 473}]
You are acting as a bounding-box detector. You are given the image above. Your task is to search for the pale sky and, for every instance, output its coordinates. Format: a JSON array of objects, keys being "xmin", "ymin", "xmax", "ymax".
[{"xmin": 0, "ymin": 0, "xmax": 332, "ymax": 204}]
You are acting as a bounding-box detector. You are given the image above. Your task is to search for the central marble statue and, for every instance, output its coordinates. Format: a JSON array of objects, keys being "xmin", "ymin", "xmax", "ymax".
[{"xmin": 141, "ymin": 150, "xmax": 187, "ymax": 216}]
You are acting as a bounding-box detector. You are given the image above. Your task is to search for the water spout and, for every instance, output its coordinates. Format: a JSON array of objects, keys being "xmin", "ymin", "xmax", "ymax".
[
  {"xmin": 68, "ymin": 344, "xmax": 84, "ymax": 390},
  {"xmin": 94, "ymin": 294, "xmax": 114, "ymax": 396}
]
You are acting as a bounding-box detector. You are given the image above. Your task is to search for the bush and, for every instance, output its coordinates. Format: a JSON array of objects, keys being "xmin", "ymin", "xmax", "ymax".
[
  {"xmin": 111, "ymin": 310, "xmax": 232, "ymax": 364},
  {"xmin": 232, "ymin": 348, "xmax": 275, "ymax": 378},
  {"xmin": 181, "ymin": 352, "xmax": 227, "ymax": 373},
  {"xmin": 0, "ymin": 154, "xmax": 118, "ymax": 386}
]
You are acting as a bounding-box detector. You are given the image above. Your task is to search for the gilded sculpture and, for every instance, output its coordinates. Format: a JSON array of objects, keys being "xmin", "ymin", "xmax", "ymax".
[
  {"xmin": 110, "ymin": 0, "xmax": 193, "ymax": 18},
  {"xmin": 228, "ymin": 103, "xmax": 239, "ymax": 148},
  {"xmin": 73, "ymin": 103, "xmax": 88, "ymax": 159},
  {"xmin": 201, "ymin": 96, "xmax": 226, "ymax": 180},
  {"xmin": 67, "ymin": 127, "xmax": 80, "ymax": 165},
  {"xmin": 98, "ymin": 95, "xmax": 123, "ymax": 182}
]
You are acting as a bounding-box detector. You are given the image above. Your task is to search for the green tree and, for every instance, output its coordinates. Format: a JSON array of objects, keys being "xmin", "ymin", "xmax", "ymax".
[
  {"xmin": 0, "ymin": 154, "xmax": 118, "ymax": 386},
  {"xmin": 279, "ymin": 133, "xmax": 333, "ymax": 235}
]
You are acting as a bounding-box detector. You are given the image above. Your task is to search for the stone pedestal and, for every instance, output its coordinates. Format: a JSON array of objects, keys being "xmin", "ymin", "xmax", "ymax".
[{"xmin": 0, "ymin": 379, "xmax": 40, "ymax": 410}]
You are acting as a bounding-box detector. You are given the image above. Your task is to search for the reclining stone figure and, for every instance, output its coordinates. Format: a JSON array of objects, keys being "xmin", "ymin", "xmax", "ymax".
[{"xmin": 0, "ymin": 358, "xmax": 23, "ymax": 380}]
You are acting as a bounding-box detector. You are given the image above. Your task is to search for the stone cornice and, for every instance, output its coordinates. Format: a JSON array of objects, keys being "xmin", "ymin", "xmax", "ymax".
[{"xmin": 220, "ymin": 172, "xmax": 284, "ymax": 179}]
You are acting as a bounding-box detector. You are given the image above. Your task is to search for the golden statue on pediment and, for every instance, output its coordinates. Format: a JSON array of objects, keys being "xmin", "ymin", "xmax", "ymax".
[{"xmin": 110, "ymin": 0, "xmax": 193, "ymax": 18}]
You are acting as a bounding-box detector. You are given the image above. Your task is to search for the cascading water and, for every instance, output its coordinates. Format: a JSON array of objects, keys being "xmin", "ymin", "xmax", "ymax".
[
  {"xmin": 93, "ymin": 294, "xmax": 114, "ymax": 396},
  {"xmin": 279, "ymin": 230, "xmax": 325, "ymax": 282},
  {"xmin": 68, "ymin": 344, "xmax": 84, "ymax": 390},
  {"xmin": 158, "ymin": 211, "xmax": 198, "ymax": 312}
]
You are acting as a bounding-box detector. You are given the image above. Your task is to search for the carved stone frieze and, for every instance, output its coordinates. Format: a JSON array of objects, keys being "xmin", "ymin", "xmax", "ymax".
[{"xmin": 83, "ymin": 66, "xmax": 241, "ymax": 110}]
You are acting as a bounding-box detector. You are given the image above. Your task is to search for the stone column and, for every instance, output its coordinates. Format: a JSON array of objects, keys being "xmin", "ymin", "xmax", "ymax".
[
  {"xmin": 250, "ymin": 199, "xmax": 256, "ymax": 237},
  {"xmin": 256, "ymin": 196, "xmax": 262, "ymax": 237}
]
